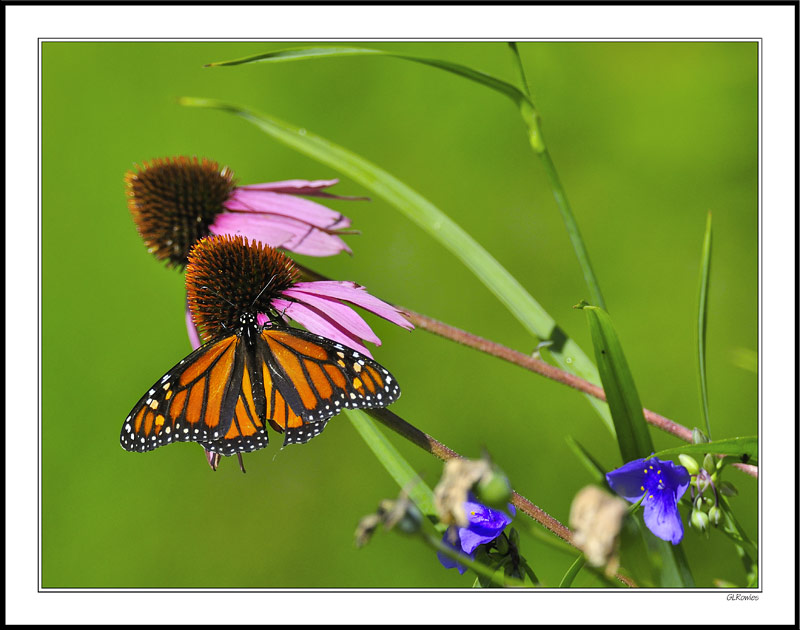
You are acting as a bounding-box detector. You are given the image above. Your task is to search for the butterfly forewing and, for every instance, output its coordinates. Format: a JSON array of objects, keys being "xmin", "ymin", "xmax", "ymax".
[{"xmin": 121, "ymin": 334, "xmax": 268, "ymax": 454}]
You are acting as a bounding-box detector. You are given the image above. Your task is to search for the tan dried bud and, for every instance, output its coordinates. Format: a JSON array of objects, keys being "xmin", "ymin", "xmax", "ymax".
[
  {"xmin": 569, "ymin": 485, "xmax": 627, "ymax": 575},
  {"xmin": 433, "ymin": 458, "xmax": 492, "ymax": 527}
]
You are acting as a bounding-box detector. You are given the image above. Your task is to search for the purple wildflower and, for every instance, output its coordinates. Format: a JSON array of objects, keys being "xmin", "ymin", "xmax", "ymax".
[
  {"xmin": 437, "ymin": 495, "xmax": 515, "ymax": 574},
  {"xmin": 606, "ymin": 456, "xmax": 690, "ymax": 545}
]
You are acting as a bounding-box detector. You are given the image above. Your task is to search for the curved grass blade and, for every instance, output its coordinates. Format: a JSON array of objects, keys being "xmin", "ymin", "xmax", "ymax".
[
  {"xmin": 179, "ymin": 96, "xmax": 614, "ymax": 433},
  {"xmin": 559, "ymin": 555, "xmax": 586, "ymax": 587},
  {"xmin": 575, "ymin": 301, "xmax": 654, "ymax": 461},
  {"xmin": 346, "ymin": 408, "xmax": 439, "ymax": 525},
  {"xmin": 697, "ymin": 212, "xmax": 713, "ymax": 438},
  {"xmin": 651, "ymin": 436, "xmax": 757, "ymax": 462},
  {"xmin": 206, "ymin": 46, "xmax": 531, "ymax": 109}
]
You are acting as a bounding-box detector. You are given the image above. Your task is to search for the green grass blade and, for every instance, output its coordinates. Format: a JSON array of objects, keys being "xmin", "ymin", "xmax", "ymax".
[
  {"xmin": 653, "ymin": 533, "xmax": 695, "ymax": 587},
  {"xmin": 346, "ymin": 408, "xmax": 439, "ymax": 522},
  {"xmin": 697, "ymin": 212, "xmax": 713, "ymax": 438},
  {"xmin": 179, "ymin": 96, "xmax": 614, "ymax": 433},
  {"xmin": 652, "ymin": 436, "xmax": 758, "ymax": 462},
  {"xmin": 206, "ymin": 46, "xmax": 531, "ymax": 108},
  {"xmin": 558, "ymin": 555, "xmax": 586, "ymax": 587},
  {"xmin": 576, "ymin": 302, "xmax": 654, "ymax": 461}
]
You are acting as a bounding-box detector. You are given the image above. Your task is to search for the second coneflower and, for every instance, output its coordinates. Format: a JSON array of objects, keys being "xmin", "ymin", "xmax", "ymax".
[{"xmin": 125, "ymin": 155, "xmax": 362, "ymax": 266}]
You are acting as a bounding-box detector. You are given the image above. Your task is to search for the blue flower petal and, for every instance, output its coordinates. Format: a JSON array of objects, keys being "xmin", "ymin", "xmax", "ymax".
[
  {"xmin": 459, "ymin": 526, "xmax": 499, "ymax": 554},
  {"xmin": 656, "ymin": 458, "xmax": 691, "ymax": 501},
  {"xmin": 606, "ymin": 457, "xmax": 649, "ymax": 503},
  {"xmin": 643, "ymin": 489, "xmax": 685, "ymax": 544},
  {"xmin": 437, "ymin": 549, "xmax": 468, "ymax": 574},
  {"xmin": 437, "ymin": 527, "xmax": 469, "ymax": 574}
]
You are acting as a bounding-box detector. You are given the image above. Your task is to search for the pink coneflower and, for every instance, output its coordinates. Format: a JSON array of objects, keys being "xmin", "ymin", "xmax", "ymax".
[
  {"xmin": 186, "ymin": 235, "xmax": 413, "ymax": 358},
  {"xmin": 125, "ymin": 156, "xmax": 361, "ymax": 266}
]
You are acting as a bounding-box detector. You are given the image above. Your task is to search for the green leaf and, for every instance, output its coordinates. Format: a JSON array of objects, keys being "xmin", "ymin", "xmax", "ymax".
[
  {"xmin": 697, "ymin": 212, "xmax": 713, "ymax": 438},
  {"xmin": 559, "ymin": 555, "xmax": 586, "ymax": 587},
  {"xmin": 205, "ymin": 46, "xmax": 532, "ymax": 111},
  {"xmin": 179, "ymin": 96, "xmax": 614, "ymax": 433},
  {"xmin": 656, "ymin": 536, "xmax": 695, "ymax": 587},
  {"xmin": 346, "ymin": 408, "xmax": 439, "ymax": 524},
  {"xmin": 625, "ymin": 513, "xmax": 694, "ymax": 587},
  {"xmin": 576, "ymin": 302, "xmax": 654, "ymax": 461},
  {"xmin": 651, "ymin": 436, "xmax": 758, "ymax": 462},
  {"xmin": 718, "ymin": 494, "xmax": 758, "ymax": 558}
]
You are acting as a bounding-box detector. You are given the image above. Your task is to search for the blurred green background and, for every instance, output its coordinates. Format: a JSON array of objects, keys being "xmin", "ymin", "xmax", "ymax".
[{"xmin": 42, "ymin": 41, "xmax": 757, "ymax": 588}]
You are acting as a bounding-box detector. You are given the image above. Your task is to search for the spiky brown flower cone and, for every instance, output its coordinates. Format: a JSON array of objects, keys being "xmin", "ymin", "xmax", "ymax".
[
  {"xmin": 125, "ymin": 156, "xmax": 237, "ymax": 267},
  {"xmin": 185, "ymin": 235, "xmax": 299, "ymax": 341}
]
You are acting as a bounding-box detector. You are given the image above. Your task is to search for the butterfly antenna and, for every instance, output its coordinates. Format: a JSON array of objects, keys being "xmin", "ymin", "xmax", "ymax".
[
  {"xmin": 251, "ymin": 275, "xmax": 277, "ymax": 306},
  {"xmin": 200, "ymin": 285, "xmax": 237, "ymax": 308}
]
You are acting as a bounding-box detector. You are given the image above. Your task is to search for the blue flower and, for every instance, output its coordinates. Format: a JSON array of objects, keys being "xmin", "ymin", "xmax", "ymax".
[
  {"xmin": 437, "ymin": 495, "xmax": 515, "ymax": 573},
  {"xmin": 606, "ymin": 456, "xmax": 690, "ymax": 544}
]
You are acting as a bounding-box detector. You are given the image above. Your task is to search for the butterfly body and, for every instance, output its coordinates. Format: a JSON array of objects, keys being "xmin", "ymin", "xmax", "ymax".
[{"xmin": 121, "ymin": 312, "xmax": 400, "ymax": 456}]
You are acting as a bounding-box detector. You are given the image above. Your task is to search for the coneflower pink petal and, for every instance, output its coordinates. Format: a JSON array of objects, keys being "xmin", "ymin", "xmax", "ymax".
[
  {"xmin": 238, "ymin": 179, "xmax": 368, "ymax": 201},
  {"xmin": 238, "ymin": 178, "xmax": 340, "ymax": 193},
  {"xmin": 209, "ymin": 213, "xmax": 351, "ymax": 257},
  {"xmin": 280, "ymin": 288, "xmax": 382, "ymax": 346},
  {"xmin": 225, "ymin": 189, "xmax": 351, "ymax": 230},
  {"xmin": 186, "ymin": 305, "xmax": 202, "ymax": 350},
  {"xmin": 257, "ymin": 312, "xmax": 291, "ymax": 327},
  {"xmin": 289, "ymin": 281, "xmax": 414, "ymax": 330},
  {"xmin": 270, "ymin": 298, "xmax": 373, "ymax": 358},
  {"xmin": 240, "ymin": 179, "xmax": 369, "ymax": 201}
]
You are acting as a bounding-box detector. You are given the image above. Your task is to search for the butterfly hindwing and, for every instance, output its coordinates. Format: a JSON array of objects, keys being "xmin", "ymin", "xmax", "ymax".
[
  {"xmin": 257, "ymin": 325, "xmax": 401, "ymax": 446},
  {"xmin": 200, "ymin": 344, "xmax": 271, "ymax": 455}
]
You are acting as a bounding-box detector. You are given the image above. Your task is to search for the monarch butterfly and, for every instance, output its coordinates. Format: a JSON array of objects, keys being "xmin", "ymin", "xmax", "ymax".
[{"xmin": 120, "ymin": 310, "xmax": 401, "ymax": 456}]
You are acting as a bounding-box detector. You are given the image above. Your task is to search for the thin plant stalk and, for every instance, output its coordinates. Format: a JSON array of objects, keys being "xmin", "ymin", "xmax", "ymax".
[{"xmin": 508, "ymin": 42, "xmax": 607, "ymax": 310}]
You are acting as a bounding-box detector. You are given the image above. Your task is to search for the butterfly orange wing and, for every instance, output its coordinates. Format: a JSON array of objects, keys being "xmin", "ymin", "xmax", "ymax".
[
  {"xmin": 256, "ymin": 326, "xmax": 401, "ymax": 446},
  {"xmin": 120, "ymin": 333, "xmax": 270, "ymax": 454}
]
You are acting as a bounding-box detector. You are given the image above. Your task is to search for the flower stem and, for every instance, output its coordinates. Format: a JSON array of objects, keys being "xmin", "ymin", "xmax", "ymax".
[
  {"xmin": 296, "ymin": 262, "xmax": 756, "ymax": 480},
  {"xmin": 404, "ymin": 311, "xmax": 757, "ymax": 479}
]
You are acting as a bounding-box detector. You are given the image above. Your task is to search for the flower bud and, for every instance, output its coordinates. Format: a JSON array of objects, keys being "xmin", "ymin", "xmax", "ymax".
[
  {"xmin": 708, "ymin": 505, "xmax": 722, "ymax": 527},
  {"xmin": 692, "ymin": 428, "xmax": 710, "ymax": 444},
  {"xmin": 475, "ymin": 467, "xmax": 513, "ymax": 508},
  {"xmin": 678, "ymin": 454, "xmax": 700, "ymax": 476},
  {"xmin": 494, "ymin": 532, "xmax": 509, "ymax": 555},
  {"xmin": 691, "ymin": 509, "xmax": 709, "ymax": 532},
  {"xmin": 702, "ymin": 453, "xmax": 716, "ymax": 475}
]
